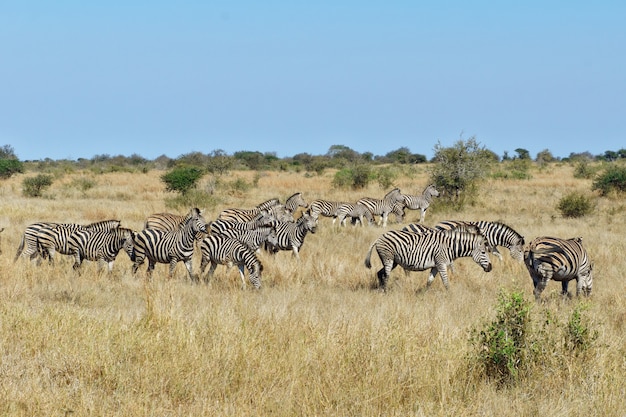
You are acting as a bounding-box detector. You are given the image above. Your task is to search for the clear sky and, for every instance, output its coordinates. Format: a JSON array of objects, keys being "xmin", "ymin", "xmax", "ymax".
[{"xmin": 1, "ymin": 1, "xmax": 624, "ymax": 161}]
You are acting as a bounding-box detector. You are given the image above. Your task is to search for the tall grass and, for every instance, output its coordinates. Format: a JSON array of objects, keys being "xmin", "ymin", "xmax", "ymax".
[{"xmin": 1, "ymin": 165, "xmax": 624, "ymax": 416}]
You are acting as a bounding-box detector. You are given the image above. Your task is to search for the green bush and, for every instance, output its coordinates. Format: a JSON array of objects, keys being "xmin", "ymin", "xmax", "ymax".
[
  {"xmin": 564, "ymin": 304, "xmax": 598, "ymax": 355},
  {"xmin": 0, "ymin": 159, "xmax": 24, "ymax": 179},
  {"xmin": 376, "ymin": 167, "xmax": 398, "ymax": 189},
  {"xmin": 22, "ymin": 174, "xmax": 54, "ymax": 197},
  {"xmin": 573, "ymin": 160, "xmax": 598, "ymax": 179},
  {"xmin": 161, "ymin": 166, "xmax": 205, "ymax": 195},
  {"xmin": 332, "ymin": 165, "xmax": 373, "ymax": 189},
  {"xmin": 592, "ymin": 165, "xmax": 626, "ymax": 195},
  {"xmin": 470, "ymin": 291, "xmax": 532, "ymax": 386},
  {"xmin": 557, "ymin": 192, "xmax": 595, "ymax": 218}
]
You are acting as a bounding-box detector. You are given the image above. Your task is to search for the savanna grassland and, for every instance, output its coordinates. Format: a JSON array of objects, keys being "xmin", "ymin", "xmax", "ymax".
[{"xmin": 1, "ymin": 163, "xmax": 625, "ymax": 416}]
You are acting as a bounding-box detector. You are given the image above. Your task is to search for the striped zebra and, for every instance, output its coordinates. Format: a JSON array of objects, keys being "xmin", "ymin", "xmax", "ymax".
[
  {"xmin": 335, "ymin": 203, "xmax": 374, "ymax": 227},
  {"xmin": 37, "ymin": 220, "xmax": 122, "ymax": 264},
  {"xmin": 209, "ymin": 212, "xmax": 277, "ymax": 235},
  {"xmin": 132, "ymin": 210, "xmax": 208, "ymax": 281},
  {"xmin": 434, "ymin": 220, "xmax": 525, "ymax": 262},
  {"xmin": 199, "ymin": 234, "xmax": 264, "ymax": 289},
  {"xmin": 524, "ymin": 236, "xmax": 593, "ymax": 300},
  {"xmin": 284, "ymin": 192, "xmax": 308, "ymax": 214},
  {"xmin": 364, "ymin": 229, "xmax": 492, "ymax": 291},
  {"xmin": 356, "ymin": 188, "xmax": 406, "ymax": 227},
  {"xmin": 15, "ymin": 222, "xmax": 62, "ymax": 263},
  {"xmin": 307, "ymin": 199, "xmax": 352, "ymax": 223},
  {"xmin": 144, "ymin": 207, "xmax": 207, "ymax": 243},
  {"xmin": 402, "ymin": 184, "xmax": 440, "ymax": 223},
  {"xmin": 67, "ymin": 227, "xmax": 135, "ymax": 273},
  {"xmin": 213, "ymin": 226, "xmax": 278, "ymax": 252},
  {"xmin": 217, "ymin": 198, "xmax": 281, "ymax": 222},
  {"xmin": 264, "ymin": 212, "xmax": 318, "ymax": 259}
]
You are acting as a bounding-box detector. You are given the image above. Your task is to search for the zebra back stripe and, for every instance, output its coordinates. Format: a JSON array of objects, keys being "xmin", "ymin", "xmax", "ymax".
[{"xmin": 199, "ymin": 234, "xmax": 263, "ymax": 289}]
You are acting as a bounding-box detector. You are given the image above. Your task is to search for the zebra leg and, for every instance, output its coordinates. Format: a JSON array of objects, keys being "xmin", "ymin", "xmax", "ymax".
[
  {"xmin": 292, "ymin": 246, "xmax": 300, "ymax": 259},
  {"xmin": 563, "ymin": 280, "xmax": 572, "ymax": 298},
  {"xmin": 437, "ymin": 264, "xmax": 450, "ymax": 289},
  {"xmin": 381, "ymin": 213, "xmax": 388, "ymax": 227},
  {"xmin": 426, "ymin": 267, "xmax": 440, "ymax": 288},
  {"xmin": 238, "ymin": 265, "xmax": 246, "ymax": 289},
  {"xmin": 419, "ymin": 209, "xmax": 425, "ymax": 224},
  {"xmin": 492, "ymin": 247, "xmax": 504, "ymax": 261},
  {"xmin": 183, "ymin": 259, "xmax": 197, "ymax": 282},
  {"xmin": 146, "ymin": 261, "xmax": 156, "ymax": 280},
  {"xmin": 72, "ymin": 251, "xmax": 82, "ymax": 271}
]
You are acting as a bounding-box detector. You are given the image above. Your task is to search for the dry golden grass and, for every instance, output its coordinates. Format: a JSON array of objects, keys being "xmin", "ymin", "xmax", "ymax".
[{"xmin": 1, "ymin": 164, "xmax": 625, "ymax": 416}]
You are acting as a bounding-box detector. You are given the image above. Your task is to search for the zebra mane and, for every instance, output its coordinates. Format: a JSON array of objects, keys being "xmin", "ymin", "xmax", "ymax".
[
  {"xmin": 384, "ymin": 187, "xmax": 401, "ymax": 198},
  {"xmin": 256, "ymin": 198, "xmax": 281, "ymax": 210}
]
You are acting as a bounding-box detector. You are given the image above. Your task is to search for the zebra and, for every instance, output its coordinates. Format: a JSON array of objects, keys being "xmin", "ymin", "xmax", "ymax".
[
  {"xmin": 67, "ymin": 227, "xmax": 135, "ymax": 273},
  {"xmin": 364, "ymin": 229, "xmax": 492, "ymax": 291},
  {"xmin": 264, "ymin": 212, "xmax": 318, "ymax": 259},
  {"xmin": 36, "ymin": 220, "xmax": 122, "ymax": 264},
  {"xmin": 213, "ymin": 226, "xmax": 278, "ymax": 252},
  {"xmin": 209, "ymin": 212, "xmax": 277, "ymax": 236},
  {"xmin": 356, "ymin": 187, "xmax": 406, "ymax": 227},
  {"xmin": 307, "ymin": 199, "xmax": 351, "ymax": 223},
  {"xmin": 144, "ymin": 207, "xmax": 207, "ymax": 244},
  {"xmin": 199, "ymin": 234, "xmax": 264, "ymax": 289},
  {"xmin": 335, "ymin": 203, "xmax": 374, "ymax": 227},
  {"xmin": 217, "ymin": 198, "xmax": 281, "ymax": 222},
  {"xmin": 132, "ymin": 210, "xmax": 208, "ymax": 281},
  {"xmin": 524, "ymin": 236, "xmax": 593, "ymax": 300},
  {"xmin": 402, "ymin": 184, "xmax": 440, "ymax": 223},
  {"xmin": 434, "ymin": 220, "xmax": 525, "ymax": 262},
  {"xmin": 284, "ymin": 192, "xmax": 308, "ymax": 214},
  {"xmin": 14, "ymin": 222, "xmax": 61, "ymax": 263}
]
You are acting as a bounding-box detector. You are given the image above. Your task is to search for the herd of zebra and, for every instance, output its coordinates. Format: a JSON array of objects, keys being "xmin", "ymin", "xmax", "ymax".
[{"xmin": 10, "ymin": 185, "xmax": 593, "ymax": 300}]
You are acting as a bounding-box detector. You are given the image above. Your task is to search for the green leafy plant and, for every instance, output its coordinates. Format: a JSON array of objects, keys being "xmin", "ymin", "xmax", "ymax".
[
  {"xmin": 22, "ymin": 174, "xmax": 53, "ymax": 197},
  {"xmin": 564, "ymin": 304, "xmax": 598, "ymax": 354},
  {"xmin": 470, "ymin": 291, "xmax": 532, "ymax": 386},
  {"xmin": 592, "ymin": 165, "xmax": 626, "ymax": 195},
  {"xmin": 161, "ymin": 166, "xmax": 204, "ymax": 195},
  {"xmin": 0, "ymin": 159, "xmax": 24, "ymax": 179},
  {"xmin": 332, "ymin": 164, "xmax": 373, "ymax": 189},
  {"xmin": 557, "ymin": 192, "xmax": 595, "ymax": 218}
]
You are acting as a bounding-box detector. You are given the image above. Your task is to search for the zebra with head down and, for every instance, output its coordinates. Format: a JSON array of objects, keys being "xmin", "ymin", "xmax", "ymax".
[
  {"xmin": 356, "ymin": 188, "xmax": 406, "ymax": 227},
  {"xmin": 67, "ymin": 227, "xmax": 135, "ymax": 273},
  {"xmin": 307, "ymin": 199, "xmax": 351, "ymax": 223},
  {"xmin": 365, "ymin": 228, "xmax": 492, "ymax": 291},
  {"xmin": 524, "ymin": 236, "xmax": 593, "ymax": 301}
]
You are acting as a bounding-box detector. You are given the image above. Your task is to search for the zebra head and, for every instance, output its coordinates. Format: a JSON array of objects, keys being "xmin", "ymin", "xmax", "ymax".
[
  {"xmin": 423, "ymin": 184, "xmax": 440, "ymax": 199},
  {"xmin": 580, "ymin": 262, "xmax": 593, "ymax": 296},
  {"xmin": 186, "ymin": 209, "xmax": 208, "ymax": 234},
  {"xmin": 121, "ymin": 228, "xmax": 136, "ymax": 262},
  {"xmin": 299, "ymin": 212, "xmax": 318, "ymax": 234},
  {"xmin": 286, "ymin": 192, "xmax": 308, "ymax": 211},
  {"xmin": 472, "ymin": 235, "xmax": 493, "ymax": 273}
]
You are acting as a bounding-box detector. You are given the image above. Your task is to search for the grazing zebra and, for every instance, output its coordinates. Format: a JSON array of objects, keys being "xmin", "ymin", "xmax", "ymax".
[
  {"xmin": 307, "ymin": 199, "xmax": 352, "ymax": 224},
  {"xmin": 199, "ymin": 234, "xmax": 264, "ymax": 289},
  {"xmin": 67, "ymin": 227, "xmax": 135, "ymax": 273},
  {"xmin": 364, "ymin": 229, "xmax": 492, "ymax": 291},
  {"xmin": 132, "ymin": 211, "xmax": 208, "ymax": 281},
  {"xmin": 356, "ymin": 188, "xmax": 406, "ymax": 227},
  {"xmin": 402, "ymin": 184, "xmax": 440, "ymax": 223},
  {"xmin": 284, "ymin": 192, "xmax": 308, "ymax": 214},
  {"xmin": 37, "ymin": 220, "xmax": 122, "ymax": 264},
  {"xmin": 213, "ymin": 226, "xmax": 278, "ymax": 252},
  {"xmin": 210, "ymin": 212, "xmax": 277, "ymax": 236},
  {"xmin": 217, "ymin": 198, "xmax": 281, "ymax": 222},
  {"xmin": 524, "ymin": 236, "xmax": 593, "ymax": 300},
  {"xmin": 434, "ymin": 220, "xmax": 525, "ymax": 262},
  {"xmin": 335, "ymin": 203, "xmax": 374, "ymax": 227},
  {"xmin": 264, "ymin": 213, "xmax": 318, "ymax": 259}
]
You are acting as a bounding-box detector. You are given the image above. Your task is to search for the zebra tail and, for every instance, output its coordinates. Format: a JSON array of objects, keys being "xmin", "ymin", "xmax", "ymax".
[
  {"xmin": 364, "ymin": 242, "xmax": 375, "ymax": 269},
  {"xmin": 13, "ymin": 234, "xmax": 25, "ymax": 263}
]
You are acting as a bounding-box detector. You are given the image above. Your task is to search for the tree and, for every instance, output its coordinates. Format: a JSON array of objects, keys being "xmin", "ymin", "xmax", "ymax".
[
  {"xmin": 206, "ymin": 149, "xmax": 232, "ymax": 176},
  {"xmin": 536, "ymin": 149, "xmax": 556, "ymax": 165},
  {"xmin": 514, "ymin": 148, "xmax": 530, "ymax": 160},
  {"xmin": 429, "ymin": 136, "xmax": 492, "ymax": 208},
  {"xmin": 161, "ymin": 166, "xmax": 204, "ymax": 195},
  {"xmin": 0, "ymin": 145, "xmax": 23, "ymax": 179}
]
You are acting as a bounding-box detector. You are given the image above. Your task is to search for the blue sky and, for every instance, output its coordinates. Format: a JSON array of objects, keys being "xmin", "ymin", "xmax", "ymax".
[{"xmin": 1, "ymin": 1, "xmax": 624, "ymax": 161}]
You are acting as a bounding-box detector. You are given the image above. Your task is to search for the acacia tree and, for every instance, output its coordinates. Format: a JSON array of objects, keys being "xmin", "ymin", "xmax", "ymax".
[{"xmin": 429, "ymin": 137, "xmax": 492, "ymax": 209}]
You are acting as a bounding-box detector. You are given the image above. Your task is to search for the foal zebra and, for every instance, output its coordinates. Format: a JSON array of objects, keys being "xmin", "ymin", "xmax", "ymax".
[
  {"xmin": 36, "ymin": 220, "xmax": 122, "ymax": 264},
  {"xmin": 357, "ymin": 188, "xmax": 406, "ymax": 227},
  {"xmin": 199, "ymin": 234, "xmax": 264, "ymax": 289},
  {"xmin": 264, "ymin": 213, "xmax": 318, "ymax": 259},
  {"xmin": 434, "ymin": 220, "xmax": 525, "ymax": 262},
  {"xmin": 213, "ymin": 226, "xmax": 278, "ymax": 252},
  {"xmin": 365, "ymin": 229, "xmax": 492, "ymax": 291},
  {"xmin": 402, "ymin": 184, "xmax": 440, "ymax": 223},
  {"xmin": 132, "ymin": 210, "xmax": 208, "ymax": 281},
  {"xmin": 67, "ymin": 227, "xmax": 135, "ymax": 273},
  {"xmin": 335, "ymin": 203, "xmax": 374, "ymax": 227},
  {"xmin": 524, "ymin": 236, "xmax": 593, "ymax": 300}
]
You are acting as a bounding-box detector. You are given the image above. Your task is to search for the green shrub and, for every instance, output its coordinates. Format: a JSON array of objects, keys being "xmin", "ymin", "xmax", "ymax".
[
  {"xmin": 592, "ymin": 165, "xmax": 626, "ymax": 195},
  {"xmin": 557, "ymin": 192, "xmax": 595, "ymax": 218},
  {"xmin": 0, "ymin": 159, "xmax": 24, "ymax": 179},
  {"xmin": 161, "ymin": 166, "xmax": 205, "ymax": 195},
  {"xmin": 564, "ymin": 304, "xmax": 598, "ymax": 355},
  {"xmin": 470, "ymin": 291, "xmax": 532, "ymax": 386},
  {"xmin": 332, "ymin": 165, "xmax": 373, "ymax": 189},
  {"xmin": 573, "ymin": 160, "xmax": 597, "ymax": 179},
  {"xmin": 376, "ymin": 167, "xmax": 398, "ymax": 189},
  {"xmin": 22, "ymin": 174, "xmax": 54, "ymax": 197}
]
